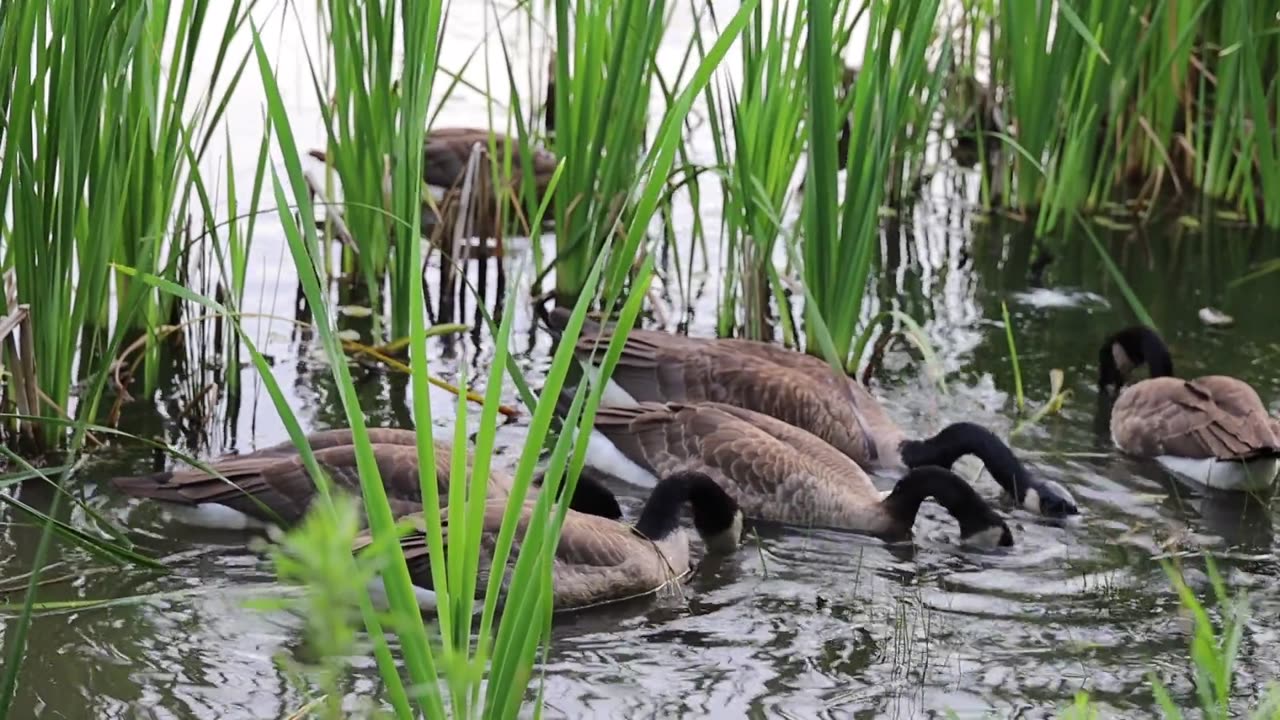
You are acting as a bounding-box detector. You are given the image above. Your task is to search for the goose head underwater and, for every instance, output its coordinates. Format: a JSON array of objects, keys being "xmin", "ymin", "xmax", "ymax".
[
  {"xmin": 542, "ymin": 306, "xmax": 1078, "ymax": 519},
  {"xmin": 1096, "ymin": 325, "xmax": 1280, "ymax": 492}
]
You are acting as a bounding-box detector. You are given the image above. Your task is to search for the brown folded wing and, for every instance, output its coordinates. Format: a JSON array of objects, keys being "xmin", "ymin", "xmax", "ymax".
[
  {"xmin": 1111, "ymin": 376, "xmax": 1280, "ymax": 460},
  {"xmin": 575, "ymin": 327, "xmax": 888, "ymax": 466},
  {"xmin": 592, "ymin": 402, "xmax": 884, "ymax": 528}
]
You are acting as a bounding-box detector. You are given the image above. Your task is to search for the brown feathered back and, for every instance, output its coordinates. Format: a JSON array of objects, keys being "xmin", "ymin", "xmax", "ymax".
[
  {"xmin": 569, "ymin": 317, "xmax": 905, "ymax": 471},
  {"xmin": 110, "ymin": 430, "xmax": 511, "ymax": 526},
  {"xmin": 591, "ymin": 402, "xmax": 894, "ymax": 533}
]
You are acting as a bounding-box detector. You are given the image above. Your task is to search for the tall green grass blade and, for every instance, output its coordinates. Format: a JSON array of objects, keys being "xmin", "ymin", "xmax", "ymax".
[{"xmin": 1000, "ymin": 301, "xmax": 1024, "ymax": 411}]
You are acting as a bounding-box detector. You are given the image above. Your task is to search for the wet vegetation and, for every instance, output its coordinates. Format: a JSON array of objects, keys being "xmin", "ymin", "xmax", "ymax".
[{"xmin": 1, "ymin": 0, "xmax": 1280, "ymax": 717}]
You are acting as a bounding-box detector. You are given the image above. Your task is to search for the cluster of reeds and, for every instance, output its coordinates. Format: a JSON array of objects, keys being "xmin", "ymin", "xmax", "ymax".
[
  {"xmin": 0, "ymin": 0, "xmax": 258, "ymax": 449},
  {"xmin": 541, "ymin": 0, "xmax": 667, "ymax": 301},
  {"xmin": 968, "ymin": 0, "xmax": 1280, "ymax": 232},
  {"xmin": 800, "ymin": 0, "xmax": 948, "ymax": 371}
]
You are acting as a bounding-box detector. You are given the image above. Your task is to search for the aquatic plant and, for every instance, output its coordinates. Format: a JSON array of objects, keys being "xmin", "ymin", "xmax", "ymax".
[
  {"xmin": 801, "ymin": 0, "xmax": 947, "ymax": 371},
  {"xmin": 181, "ymin": 3, "xmax": 759, "ymax": 716},
  {"xmin": 982, "ymin": 0, "xmax": 1280, "ymax": 232},
  {"xmin": 0, "ymin": 0, "xmax": 259, "ymax": 448},
  {"xmin": 542, "ymin": 0, "xmax": 667, "ymax": 302},
  {"xmin": 701, "ymin": 0, "xmax": 812, "ymax": 342},
  {"xmin": 1060, "ymin": 557, "xmax": 1280, "ymax": 719}
]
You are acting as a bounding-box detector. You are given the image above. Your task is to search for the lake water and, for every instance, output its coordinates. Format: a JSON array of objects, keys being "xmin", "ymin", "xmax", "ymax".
[{"xmin": 3, "ymin": 2, "xmax": 1280, "ymax": 718}]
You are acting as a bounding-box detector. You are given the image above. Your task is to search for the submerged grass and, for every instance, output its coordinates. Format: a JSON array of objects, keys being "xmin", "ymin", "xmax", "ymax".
[{"xmin": 1061, "ymin": 557, "xmax": 1280, "ymax": 718}]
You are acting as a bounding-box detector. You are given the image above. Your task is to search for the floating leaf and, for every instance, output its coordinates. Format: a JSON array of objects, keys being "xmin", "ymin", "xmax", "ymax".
[
  {"xmin": 1198, "ymin": 307, "xmax": 1235, "ymax": 327},
  {"xmin": 339, "ymin": 305, "xmax": 374, "ymax": 318},
  {"xmin": 1094, "ymin": 216, "xmax": 1134, "ymax": 231}
]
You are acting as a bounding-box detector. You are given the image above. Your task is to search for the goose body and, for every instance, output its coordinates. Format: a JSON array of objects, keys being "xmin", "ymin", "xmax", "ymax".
[
  {"xmin": 110, "ymin": 428, "xmax": 620, "ymax": 531},
  {"xmin": 307, "ymin": 128, "xmax": 559, "ymax": 243},
  {"xmin": 580, "ymin": 401, "xmax": 1013, "ymax": 547},
  {"xmin": 363, "ymin": 471, "xmax": 743, "ymax": 611},
  {"xmin": 545, "ymin": 307, "xmax": 1078, "ymax": 518},
  {"xmin": 1100, "ymin": 326, "xmax": 1280, "ymax": 492}
]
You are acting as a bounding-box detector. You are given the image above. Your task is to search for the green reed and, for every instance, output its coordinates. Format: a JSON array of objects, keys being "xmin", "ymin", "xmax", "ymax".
[
  {"xmin": 983, "ymin": 0, "xmax": 1280, "ymax": 233},
  {"xmin": 303, "ymin": 0, "xmax": 448, "ymax": 340},
  {"xmin": 544, "ymin": 0, "xmax": 667, "ymax": 301},
  {"xmin": 802, "ymin": 0, "xmax": 946, "ymax": 371},
  {"xmin": 0, "ymin": 0, "xmax": 257, "ymax": 448},
  {"xmin": 702, "ymin": 0, "xmax": 809, "ymax": 342},
  {"xmin": 216, "ymin": 2, "xmax": 758, "ymax": 714},
  {"xmin": 1061, "ymin": 557, "xmax": 1280, "ymax": 718}
]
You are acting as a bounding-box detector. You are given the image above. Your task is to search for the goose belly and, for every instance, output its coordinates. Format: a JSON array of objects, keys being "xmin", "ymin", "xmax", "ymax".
[
  {"xmin": 1155, "ymin": 455, "xmax": 1280, "ymax": 492},
  {"xmin": 583, "ymin": 362, "xmax": 641, "ymax": 407},
  {"xmin": 163, "ymin": 502, "xmax": 271, "ymax": 531}
]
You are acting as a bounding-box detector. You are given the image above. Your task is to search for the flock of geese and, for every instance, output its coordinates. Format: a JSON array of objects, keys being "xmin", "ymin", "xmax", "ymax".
[{"xmin": 109, "ymin": 311, "xmax": 1280, "ymax": 614}]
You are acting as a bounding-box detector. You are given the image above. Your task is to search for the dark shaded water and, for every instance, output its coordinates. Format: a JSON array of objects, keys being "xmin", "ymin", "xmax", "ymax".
[{"xmin": 4, "ymin": 199, "xmax": 1280, "ymax": 719}]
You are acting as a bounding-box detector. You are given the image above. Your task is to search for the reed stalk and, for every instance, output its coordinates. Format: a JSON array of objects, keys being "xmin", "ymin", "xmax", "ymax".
[{"xmin": 801, "ymin": 0, "xmax": 947, "ymax": 371}]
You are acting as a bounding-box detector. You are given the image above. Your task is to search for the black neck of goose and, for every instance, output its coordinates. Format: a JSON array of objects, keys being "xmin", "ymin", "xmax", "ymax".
[
  {"xmin": 1100, "ymin": 325, "xmax": 1174, "ymax": 388},
  {"xmin": 899, "ymin": 422, "xmax": 1035, "ymax": 506},
  {"xmin": 635, "ymin": 471, "xmax": 740, "ymax": 545},
  {"xmin": 882, "ymin": 466, "xmax": 1012, "ymax": 545},
  {"xmin": 536, "ymin": 468, "xmax": 624, "ymax": 520}
]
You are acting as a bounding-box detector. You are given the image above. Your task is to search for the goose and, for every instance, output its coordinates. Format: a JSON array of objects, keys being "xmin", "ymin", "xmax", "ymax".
[
  {"xmin": 109, "ymin": 427, "xmax": 621, "ymax": 531},
  {"xmin": 307, "ymin": 127, "xmax": 559, "ymax": 242},
  {"xmin": 359, "ymin": 470, "xmax": 744, "ymax": 611},
  {"xmin": 542, "ymin": 307, "xmax": 1078, "ymax": 518},
  {"xmin": 1098, "ymin": 325, "xmax": 1280, "ymax": 492},
  {"xmin": 574, "ymin": 400, "xmax": 1014, "ymax": 548}
]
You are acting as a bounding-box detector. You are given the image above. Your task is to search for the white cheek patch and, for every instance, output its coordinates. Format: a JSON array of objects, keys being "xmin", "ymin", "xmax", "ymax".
[{"xmin": 1021, "ymin": 487, "xmax": 1041, "ymax": 514}]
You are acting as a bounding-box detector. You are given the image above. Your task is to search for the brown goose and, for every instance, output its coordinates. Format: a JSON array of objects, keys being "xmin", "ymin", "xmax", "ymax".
[
  {"xmin": 543, "ymin": 307, "xmax": 1078, "ymax": 518},
  {"xmin": 110, "ymin": 428, "xmax": 621, "ymax": 530},
  {"xmin": 1098, "ymin": 325, "xmax": 1280, "ymax": 492},
  {"xmin": 307, "ymin": 128, "xmax": 559, "ymax": 238},
  {"xmin": 577, "ymin": 401, "xmax": 1013, "ymax": 548},
  {"xmin": 359, "ymin": 470, "xmax": 743, "ymax": 611}
]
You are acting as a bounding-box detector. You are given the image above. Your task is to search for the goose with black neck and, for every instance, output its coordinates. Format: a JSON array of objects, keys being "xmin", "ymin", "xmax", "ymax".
[
  {"xmin": 1098, "ymin": 325, "xmax": 1280, "ymax": 492},
  {"xmin": 541, "ymin": 306, "xmax": 1078, "ymax": 519},
  {"xmin": 577, "ymin": 400, "xmax": 1015, "ymax": 548},
  {"xmin": 360, "ymin": 470, "xmax": 744, "ymax": 612}
]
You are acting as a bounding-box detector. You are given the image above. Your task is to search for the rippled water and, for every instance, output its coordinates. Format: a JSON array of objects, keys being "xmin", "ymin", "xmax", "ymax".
[{"xmin": 4, "ymin": 3, "xmax": 1280, "ymax": 719}]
